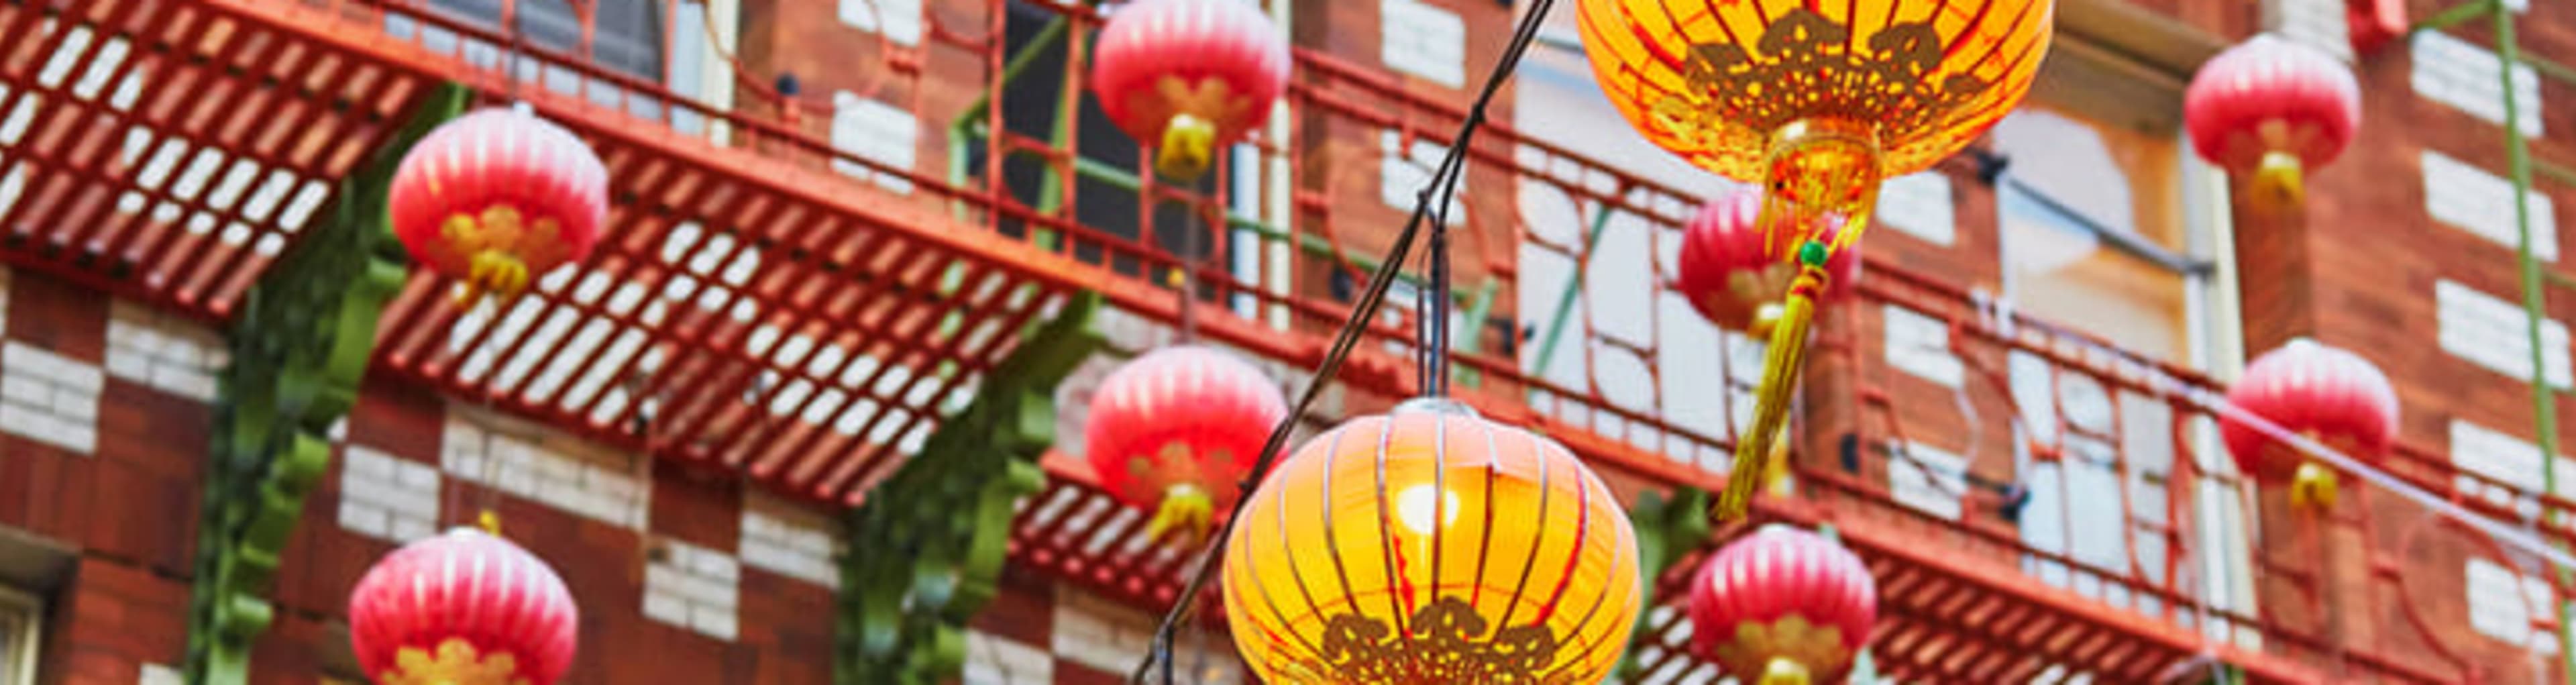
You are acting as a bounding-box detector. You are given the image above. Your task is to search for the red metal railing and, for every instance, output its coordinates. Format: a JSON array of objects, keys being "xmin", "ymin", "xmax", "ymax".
[{"xmin": 9, "ymin": 0, "xmax": 2571, "ymax": 680}]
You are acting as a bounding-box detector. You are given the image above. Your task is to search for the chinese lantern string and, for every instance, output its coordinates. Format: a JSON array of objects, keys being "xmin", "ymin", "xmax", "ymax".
[{"xmin": 1124, "ymin": 0, "xmax": 1560, "ymax": 680}]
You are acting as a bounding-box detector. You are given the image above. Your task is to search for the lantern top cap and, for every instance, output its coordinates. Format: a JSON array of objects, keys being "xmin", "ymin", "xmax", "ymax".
[{"xmin": 1393, "ymin": 397, "xmax": 1479, "ymax": 419}]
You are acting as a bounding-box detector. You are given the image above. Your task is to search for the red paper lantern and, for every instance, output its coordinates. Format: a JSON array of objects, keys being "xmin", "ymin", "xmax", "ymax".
[
  {"xmin": 1689, "ymin": 525, "xmax": 1877, "ymax": 685},
  {"xmin": 2184, "ymin": 36, "xmax": 2360, "ymax": 215},
  {"xmin": 1676, "ymin": 189, "xmax": 1863, "ymax": 333},
  {"xmin": 349, "ymin": 528, "xmax": 580, "ymax": 685},
  {"xmin": 1083, "ymin": 346, "xmax": 1287, "ymax": 542},
  {"xmin": 2220, "ymin": 339, "xmax": 2398, "ymax": 509},
  {"xmin": 1089, "ymin": 0, "xmax": 1291, "ymax": 180},
  {"xmin": 389, "ymin": 107, "xmax": 610, "ymax": 305}
]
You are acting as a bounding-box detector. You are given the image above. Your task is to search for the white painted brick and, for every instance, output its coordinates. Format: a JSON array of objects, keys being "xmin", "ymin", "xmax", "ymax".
[
  {"xmin": 2424, "ymin": 150, "xmax": 2557, "ymax": 260},
  {"xmin": 2271, "ymin": 0, "xmax": 2355, "ymax": 62},
  {"xmin": 1381, "ymin": 0, "xmax": 1464, "ymax": 88},
  {"xmin": 442, "ymin": 450, "xmax": 486, "ymax": 479},
  {"xmin": 837, "ymin": 0, "xmax": 923, "ymax": 46},
  {"xmin": 2467, "ymin": 557, "xmax": 2551, "ymax": 646},
  {"xmin": 642, "ymin": 588, "xmax": 692, "ymax": 625},
  {"xmin": 103, "ymin": 350, "xmax": 150, "ymax": 382},
  {"xmin": 690, "ymin": 547, "xmax": 741, "ymax": 583},
  {"xmin": 397, "ymin": 460, "xmax": 439, "ymax": 490},
  {"xmin": 140, "ymin": 664, "xmax": 183, "ymax": 685},
  {"xmin": 2450, "ymin": 419, "xmax": 2576, "ymax": 503},
  {"xmin": 830, "ymin": 92, "xmax": 918, "ymax": 195},
  {"xmin": 6, "ymin": 342, "xmax": 102, "ymax": 394},
  {"xmin": 2437, "ymin": 280, "xmax": 2573, "ymax": 388},
  {"xmin": 156, "ymin": 366, "xmax": 217, "ymax": 401},
  {"xmin": 337, "ymin": 500, "xmax": 391, "ymax": 539},
  {"xmin": 388, "ymin": 517, "xmax": 437, "ymax": 543},
  {"xmin": 964, "ymin": 631, "xmax": 1054, "ymax": 685},
  {"xmin": 1878, "ymin": 172, "xmax": 1956, "ymax": 246},
  {"xmin": 534, "ymin": 452, "xmax": 584, "ymax": 484},
  {"xmin": 1, "ymin": 375, "xmax": 49, "ymax": 407},
  {"xmin": 1884, "ymin": 304, "xmax": 1965, "ymax": 388},
  {"xmin": 689, "ymin": 603, "xmax": 739, "ymax": 641},
  {"xmin": 1888, "ymin": 440, "xmax": 1968, "ymax": 520},
  {"xmin": 345, "ymin": 446, "xmax": 398, "ymax": 481},
  {"xmin": 2412, "ymin": 31, "xmax": 2543, "ymax": 137}
]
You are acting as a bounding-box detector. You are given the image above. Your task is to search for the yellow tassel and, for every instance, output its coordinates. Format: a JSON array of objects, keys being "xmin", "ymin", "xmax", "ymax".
[
  {"xmin": 1713, "ymin": 264, "xmax": 1823, "ymax": 523},
  {"xmin": 1757, "ymin": 657, "xmax": 1813, "ymax": 685},
  {"xmin": 2251, "ymin": 150, "xmax": 2306, "ymax": 215},
  {"xmin": 455, "ymin": 252, "xmax": 531, "ymax": 309},
  {"xmin": 477, "ymin": 510, "xmax": 502, "ymax": 537},
  {"xmin": 1146, "ymin": 484, "xmax": 1215, "ymax": 546},
  {"xmin": 2290, "ymin": 462, "xmax": 2339, "ymax": 511},
  {"xmin": 1157, "ymin": 113, "xmax": 1217, "ymax": 181}
]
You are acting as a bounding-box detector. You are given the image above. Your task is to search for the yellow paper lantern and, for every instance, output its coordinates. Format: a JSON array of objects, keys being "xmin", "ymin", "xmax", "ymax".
[
  {"xmin": 1576, "ymin": 0, "xmax": 2053, "ymax": 520},
  {"xmin": 1576, "ymin": 0, "xmax": 2052, "ymax": 217},
  {"xmin": 1220, "ymin": 399, "xmax": 1644, "ymax": 682}
]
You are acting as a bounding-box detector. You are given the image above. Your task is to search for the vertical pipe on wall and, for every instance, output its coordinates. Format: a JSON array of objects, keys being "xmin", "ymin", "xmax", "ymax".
[
  {"xmin": 1264, "ymin": 0, "xmax": 1294, "ymax": 331},
  {"xmin": 2489, "ymin": 3, "xmax": 2576, "ymax": 677}
]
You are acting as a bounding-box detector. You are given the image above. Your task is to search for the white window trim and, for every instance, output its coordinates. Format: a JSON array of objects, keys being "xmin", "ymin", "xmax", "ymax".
[{"xmin": 0, "ymin": 585, "xmax": 39, "ymax": 685}]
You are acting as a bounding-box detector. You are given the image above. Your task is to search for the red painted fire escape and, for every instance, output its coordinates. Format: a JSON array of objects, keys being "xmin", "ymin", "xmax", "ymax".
[{"xmin": 0, "ymin": 0, "xmax": 2557, "ymax": 681}]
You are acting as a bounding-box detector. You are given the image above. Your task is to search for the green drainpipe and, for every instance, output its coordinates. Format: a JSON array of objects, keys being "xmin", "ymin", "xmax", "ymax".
[{"xmin": 2487, "ymin": 2, "xmax": 2576, "ymax": 677}]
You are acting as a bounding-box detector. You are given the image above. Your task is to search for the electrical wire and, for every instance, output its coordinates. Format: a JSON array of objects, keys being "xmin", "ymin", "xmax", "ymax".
[{"xmin": 1122, "ymin": 0, "xmax": 1562, "ymax": 679}]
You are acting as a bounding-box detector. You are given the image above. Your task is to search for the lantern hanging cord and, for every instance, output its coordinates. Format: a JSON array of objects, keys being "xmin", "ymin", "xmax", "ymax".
[{"xmin": 1124, "ymin": 0, "xmax": 1558, "ymax": 680}]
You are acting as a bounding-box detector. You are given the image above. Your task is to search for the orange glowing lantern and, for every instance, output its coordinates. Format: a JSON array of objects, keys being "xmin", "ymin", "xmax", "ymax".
[
  {"xmin": 1688, "ymin": 526, "xmax": 1877, "ymax": 685},
  {"xmin": 348, "ymin": 528, "xmax": 580, "ymax": 685},
  {"xmin": 388, "ymin": 107, "xmax": 610, "ymax": 305},
  {"xmin": 2219, "ymin": 339, "xmax": 2398, "ymax": 510},
  {"xmin": 1576, "ymin": 0, "xmax": 2055, "ymax": 521},
  {"xmin": 1090, "ymin": 0, "xmax": 1292, "ymax": 180},
  {"xmin": 1220, "ymin": 399, "xmax": 1644, "ymax": 682},
  {"xmin": 2184, "ymin": 35, "xmax": 2361, "ymax": 215},
  {"xmin": 1083, "ymin": 346, "xmax": 1288, "ymax": 543}
]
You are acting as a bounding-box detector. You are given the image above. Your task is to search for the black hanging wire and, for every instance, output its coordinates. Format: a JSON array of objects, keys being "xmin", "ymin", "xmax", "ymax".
[{"xmin": 1123, "ymin": 0, "xmax": 1560, "ymax": 679}]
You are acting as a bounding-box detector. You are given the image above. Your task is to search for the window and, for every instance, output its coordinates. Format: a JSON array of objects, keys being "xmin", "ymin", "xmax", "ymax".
[
  {"xmin": 975, "ymin": 0, "xmax": 1234, "ymax": 282},
  {"xmin": 426, "ymin": 0, "xmax": 665, "ymax": 82},
  {"xmin": 1994, "ymin": 103, "xmax": 2225, "ymax": 615},
  {"xmin": 0, "ymin": 586, "xmax": 38, "ymax": 685}
]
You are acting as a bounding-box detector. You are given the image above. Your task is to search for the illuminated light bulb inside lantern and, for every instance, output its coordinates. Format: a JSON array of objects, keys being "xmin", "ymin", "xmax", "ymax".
[{"xmin": 1395, "ymin": 483, "xmax": 1460, "ymax": 534}]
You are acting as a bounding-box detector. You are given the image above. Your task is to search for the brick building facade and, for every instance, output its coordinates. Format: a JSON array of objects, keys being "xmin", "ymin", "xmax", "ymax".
[{"xmin": 1, "ymin": 0, "xmax": 2572, "ymax": 683}]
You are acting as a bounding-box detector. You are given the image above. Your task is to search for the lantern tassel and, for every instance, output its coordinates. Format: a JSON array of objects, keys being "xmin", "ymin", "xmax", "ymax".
[
  {"xmin": 2251, "ymin": 150, "xmax": 2306, "ymax": 215},
  {"xmin": 1714, "ymin": 243, "xmax": 1829, "ymax": 523},
  {"xmin": 2290, "ymin": 462, "xmax": 2339, "ymax": 510},
  {"xmin": 1157, "ymin": 113, "xmax": 1218, "ymax": 181},
  {"xmin": 1146, "ymin": 483, "xmax": 1216, "ymax": 545},
  {"xmin": 455, "ymin": 252, "xmax": 533, "ymax": 308},
  {"xmin": 1758, "ymin": 657, "xmax": 1813, "ymax": 685}
]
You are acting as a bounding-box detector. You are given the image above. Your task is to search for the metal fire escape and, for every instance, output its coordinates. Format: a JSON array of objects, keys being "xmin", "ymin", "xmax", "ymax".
[{"xmin": 0, "ymin": 0, "xmax": 2567, "ymax": 681}]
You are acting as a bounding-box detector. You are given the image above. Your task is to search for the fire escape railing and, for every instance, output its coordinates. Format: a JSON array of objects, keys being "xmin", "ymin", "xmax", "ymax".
[{"xmin": 58, "ymin": 0, "xmax": 2576, "ymax": 680}]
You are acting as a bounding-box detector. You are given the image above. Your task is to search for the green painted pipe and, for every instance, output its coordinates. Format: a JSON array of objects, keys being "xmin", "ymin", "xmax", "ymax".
[
  {"xmin": 1531, "ymin": 203, "xmax": 1618, "ymax": 378},
  {"xmin": 2487, "ymin": 4, "xmax": 2576, "ymax": 677}
]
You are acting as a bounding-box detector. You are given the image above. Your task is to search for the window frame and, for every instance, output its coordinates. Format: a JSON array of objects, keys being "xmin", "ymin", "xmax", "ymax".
[{"xmin": 0, "ymin": 584, "xmax": 39, "ymax": 685}]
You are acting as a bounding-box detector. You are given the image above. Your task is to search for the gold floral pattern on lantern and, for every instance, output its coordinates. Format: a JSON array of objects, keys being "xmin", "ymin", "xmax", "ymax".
[
  {"xmin": 439, "ymin": 205, "xmax": 570, "ymax": 270},
  {"xmin": 382, "ymin": 638, "xmax": 530, "ymax": 685},
  {"xmin": 1314, "ymin": 596, "xmax": 1563, "ymax": 683},
  {"xmin": 1655, "ymin": 9, "xmax": 1989, "ymax": 158},
  {"xmin": 1708, "ymin": 616, "xmax": 1851, "ymax": 682}
]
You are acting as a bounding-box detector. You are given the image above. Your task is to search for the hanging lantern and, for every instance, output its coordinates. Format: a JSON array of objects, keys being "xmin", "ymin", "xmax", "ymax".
[
  {"xmin": 348, "ymin": 528, "xmax": 579, "ymax": 685},
  {"xmin": 1676, "ymin": 189, "xmax": 1863, "ymax": 334},
  {"xmin": 1089, "ymin": 0, "xmax": 1291, "ymax": 180},
  {"xmin": 1083, "ymin": 346, "xmax": 1289, "ymax": 543},
  {"xmin": 1688, "ymin": 526, "xmax": 1877, "ymax": 685},
  {"xmin": 2219, "ymin": 339, "xmax": 2398, "ymax": 510},
  {"xmin": 2184, "ymin": 35, "xmax": 2361, "ymax": 215},
  {"xmin": 388, "ymin": 107, "xmax": 610, "ymax": 305},
  {"xmin": 1220, "ymin": 399, "xmax": 1644, "ymax": 682},
  {"xmin": 1576, "ymin": 0, "xmax": 2054, "ymax": 521}
]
